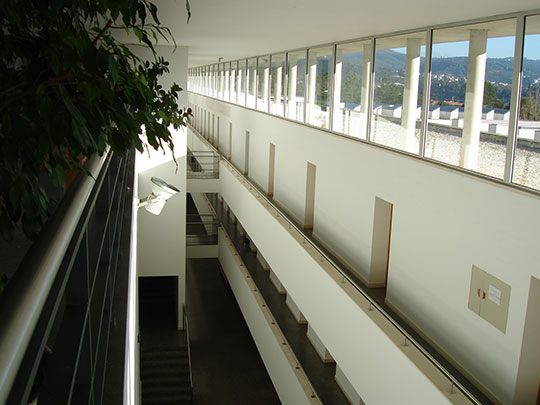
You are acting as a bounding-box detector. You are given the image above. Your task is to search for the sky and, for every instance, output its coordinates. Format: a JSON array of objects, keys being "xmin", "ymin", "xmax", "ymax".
[
  {"xmin": 393, "ymin": 35, "xmax": 540, "ymax": 60},
  {"xmin": 431, "ymin": 35, "xmax": 540, "ymax": 60}
]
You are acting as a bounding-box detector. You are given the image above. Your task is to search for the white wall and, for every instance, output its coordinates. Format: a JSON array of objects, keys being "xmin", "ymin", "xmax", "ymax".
[
  {"xmin": 219, "ymin": 160, "xmax": 458, "ymax": 405},
  {"xmin": 190, "ymin": 92, "xmax": 540, "ymax": 404},
  {"xmin": 218, "ymin": 229, "xmax": 319, "ymax": 405},
  {"xmin": 134, "ymin": 45, "xmax": 188, "ymax": 326}
]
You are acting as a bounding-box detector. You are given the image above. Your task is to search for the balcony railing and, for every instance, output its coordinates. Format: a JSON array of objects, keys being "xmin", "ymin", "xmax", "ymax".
[
  {"xmin": 187, "ymin": 149, "xmax": 219, "ymax": 179},
  {"xmin": 186, "ymin": 214, "xmax": 218, "ymax": 245},
  {"xmin": 0, "ymin": 149, "xmax": 135, "ymax": 404}
]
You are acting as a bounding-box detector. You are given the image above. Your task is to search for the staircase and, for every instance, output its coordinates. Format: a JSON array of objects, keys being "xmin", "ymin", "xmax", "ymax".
[{"xmin": 141, "ymin": 345, "xmax": 193, "ymax": 404}]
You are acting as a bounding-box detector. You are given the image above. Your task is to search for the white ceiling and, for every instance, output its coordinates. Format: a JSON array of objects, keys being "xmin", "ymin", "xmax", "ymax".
[{"xmin": 149, "ymin": 0, "xmax": 539, "ymax": 67}]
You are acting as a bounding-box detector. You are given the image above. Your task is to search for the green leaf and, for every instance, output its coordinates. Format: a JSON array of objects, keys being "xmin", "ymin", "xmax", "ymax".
[
  {"xmin": 0, "ymin": 214, "xmax": 14, "ymax": 242},
  {"xmin": 133, "ymin": 27, "xmax": 143, "ymax": 42},
  {"xmin": 108, "ymin": 54, "xmax": 120, "ymax": 84},
  {"xmin": 52, "ymin": 165, "xmax": 66, "ymax": 189},
  {"xmin": 59, "ymin": 86, "xmax": 86, "ymax": 125},
  {"xmin": 157, "ymin": 110, "xmax": 168, "ymax": 122}
]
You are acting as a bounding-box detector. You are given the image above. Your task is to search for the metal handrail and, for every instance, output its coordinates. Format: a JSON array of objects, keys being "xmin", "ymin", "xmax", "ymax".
[
  {"xmin": 187, "ymin": 148, "xmax": 219, "ymax": 179},
  {"xmin": 0, "ymin": 150, "xmax": 110, "ymax": 404},
  {"xmin": 182, "ymin": 305, "xmax": 194, "ymax": 389},
  {"xmin": 188, "ymin": 123, "xmax": 483, "ymax": 405}
]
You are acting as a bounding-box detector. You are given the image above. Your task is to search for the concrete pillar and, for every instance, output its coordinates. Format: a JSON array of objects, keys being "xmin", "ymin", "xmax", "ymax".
[
  {"xmin": 359, "ymin": 44, "xmax": 372, "ymax": 139},
  {"xmin": 308, "ymin": 57, "xmax": 317, "ymax": 123},
  {"xmin": 237, "ymin": 66, "xmax": 242, "ymax": 103},
  {"xmin": 460, "ymin": 29, "xmax": 488, "ymax": 170},
  {"xmin": 288, "ymin": 60, "xmax": 297, "ymax": 119},
  {"xmin": 333, "ymin": 49, "xmax": 343, "ymax": 132},
  {"xmin": 224, "ymin": 68, "xmax": 229, "ymax": 100},
  {"xmin": 262, "ymin": 65, "xmax": 270, "ymax": 109},
  {"xmin": 230, "ymin": 69, "xmax": 235, "ymax": 102},
  {"xmin": 275, "ymin": 66, "xmax": 282, "ymax": 113},
  {"xmin": 219, "ymin": 67, "xmax": 224, "ymax": 99},
  {"xmin": 246, "ymin": 67, "xmax": 251, "ymax": 105},
  {"xmin": 400, "ymin": 38, "xmax": 422, "ymax": 152}
]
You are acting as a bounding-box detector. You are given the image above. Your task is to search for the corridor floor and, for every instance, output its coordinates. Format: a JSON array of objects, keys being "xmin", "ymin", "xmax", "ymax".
[{"xmin": 186, "ymin": 257, "xmax": 280, "ymax": 404}]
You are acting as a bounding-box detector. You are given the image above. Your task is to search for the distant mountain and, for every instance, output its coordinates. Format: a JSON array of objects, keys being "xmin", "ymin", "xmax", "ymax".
[
  {"xmin": 342, "ymin": 49, "xmax": 540, "ymax": 86},
  {"xmin": 339, "ymin": 49, "xmax": 540, "ymax": 105}
]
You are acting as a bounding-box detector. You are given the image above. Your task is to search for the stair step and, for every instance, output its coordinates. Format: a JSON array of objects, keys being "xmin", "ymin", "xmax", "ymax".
[
  {"xmin": 141, "ymin": 348, "xmax": 188, "ymax": 359},
  {"xmin": 141, "ymin": 366, "xmax": 190, "ymax": 379},
  {"xmin": 142, "ymin": 374, "xmax": 191, "ymax": 386},
  {"xmin": 143, "ymin": 383, "xmax": 192, "ymax": 395},
  {"xmin": 142, "ymin": 394, "xmax": 192, "ymax": 405},
  {"xmin": 141, "ymin": 357, "xmax": 189, "ymax": 368}
]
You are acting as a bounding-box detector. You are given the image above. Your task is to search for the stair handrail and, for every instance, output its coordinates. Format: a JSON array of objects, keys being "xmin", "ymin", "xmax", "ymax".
[
  {"xmin": 0, "ymin": 149, "xmax": 110, "ymax": 404},
  {"xmin": 183, "ymin": 305, "xmax": 194, "ymax": 389}
]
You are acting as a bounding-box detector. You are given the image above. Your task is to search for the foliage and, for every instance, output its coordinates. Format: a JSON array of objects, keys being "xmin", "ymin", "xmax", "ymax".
[
  {"xmin": 483, "ymin": 81, "xmax": 503, "ymax": 109},
  {"xmin": 341, "ymin": 71, "xmax": 362, "ymax": 105},
  {"xmin": 0, "ymin": 0, "xmax": 191, "ymax": 241},
  {"xmin": 374, "ymin": 77, "xmax": 402, "ymax": 105},
  {"xmin": 520, "ymin": 86, "xmax": 540, "ymax": 121}
]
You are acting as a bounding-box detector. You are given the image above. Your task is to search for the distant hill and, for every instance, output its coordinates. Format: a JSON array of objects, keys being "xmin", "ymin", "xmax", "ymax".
[
  {"xmin": 342, "ymin": 49, "xmax": 540, "ymax": 86},
  {"xmin": 339, "ymin": 49, "xmax": 540, "ymax": 105}
]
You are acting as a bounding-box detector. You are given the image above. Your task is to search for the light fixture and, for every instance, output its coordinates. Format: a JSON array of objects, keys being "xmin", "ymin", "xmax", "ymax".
[{"xmin": 138, "ymin": 177, "xmax": 180, "ymax": 215}]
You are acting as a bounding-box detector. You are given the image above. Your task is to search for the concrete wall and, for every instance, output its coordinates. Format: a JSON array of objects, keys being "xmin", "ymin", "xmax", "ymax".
[
  {"xmin": 190, "ymin": 92, "xmax": 540, "ymax": 404},
  {"xmin": 218, "ymin": 160, "xmax": 460, "ymax": 404},
  {"xmin": 134, "ymin": 45, "xmax": 188, "ymax": 326},
  {"xmin": 218, "ymin": 229, "xmax": 319, "ymax": 404}
]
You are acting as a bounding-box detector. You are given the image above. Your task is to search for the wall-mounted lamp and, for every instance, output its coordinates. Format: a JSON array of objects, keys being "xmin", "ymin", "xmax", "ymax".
[{"xmin": 138, "ymin": 177, "xmax": 180, "ymax": 215}]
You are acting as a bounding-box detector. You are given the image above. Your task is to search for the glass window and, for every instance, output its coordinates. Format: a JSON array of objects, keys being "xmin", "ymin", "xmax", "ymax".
[
  {"xmin": 270, "ymin": 53, "xmax": 286, "ymax": 116},
  {"xmin": 213, "ymin": 64, "xmax": 219, "ymax": 98},
  {"xmin": 208, "ymin": 65, "xmax": 213, "ymax": 96},
  {"xmin": 201, "ymin": 66, "xmax": 208, "ymax": 94},
  {"xmin": 217, "ymin": 63, "xmax": 224, "ymax": 100},
  {"xmin": 514, "ymin": 14, "xmax": 540, "ymax": 190},
  {"xmin": 200, "ymin": 67, "xmax": 204, "ymax": 94},
  {"xmin": 372, "ymin": 33, "xmax": 425, "ymax": 153},
  {"xmin": 306, "ymin": 46, "xmax": 333, "ymax": 129},
  {"xmin": 224, "ymin": 62, "xmax": 230, "ymax": 101},
  {"xmin": 427, "ymin": 20, "xmax": 515, "ymax": 180},
  {"xmin": 230, "ymin": 61, "xmax": 237, "ymax": 103},
  {"xmin": 257, "ymin": 56, "xmax": 270, "ymax": 112},
  {"xmin": 207, "ymin": 66, "xmax": 211, "ymax": 95},
  {"xmin": 247, "ymin": 58, "xmax": 257, "ymax": 108},
  {"xmin": 287, "ymin": 50, "xmax": 306, "ymax": 122},
  {"xmin": 238, "ymin": 60, "xmax": 246, "ymax": 106},
  {"xmin": 334, "ymin": 41, "xmax": 372, "ymax": 138}
]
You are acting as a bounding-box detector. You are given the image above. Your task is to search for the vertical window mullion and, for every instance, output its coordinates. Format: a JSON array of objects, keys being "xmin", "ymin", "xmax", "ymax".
[
  {"xmin": 419, "ymin": 29, "xmax": 433, "ymax": 157},
  {"xmin": 284, "ymin": 52, "xmax": 289, "ymax": 118},
  {"xmin": 303, "ymin": 49, "xmax": 309, "ymax": 124},
  {"xmin": 504, "ymin": 15, "xmax": 526, "ymax": 183},
  {"xmin": 329, "ymin": 43, "xmax": 337, "ymax": 132},
  {"xmin": 366, "ymin": 37, "xmax": 377, "ymax": 142}
]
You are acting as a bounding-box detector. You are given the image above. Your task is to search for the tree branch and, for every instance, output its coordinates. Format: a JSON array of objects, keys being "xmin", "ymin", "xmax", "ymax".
[{"xmin": 92, "ymin": 19, "xmax": 113, "ymax": 45}]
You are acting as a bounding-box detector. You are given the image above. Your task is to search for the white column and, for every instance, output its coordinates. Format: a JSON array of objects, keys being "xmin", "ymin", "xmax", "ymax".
[
  {"xmin": 275, "ymin": 66, "xmax": 282, "ymax": 113},
  {"xmin": 219, "ymin": 67, "xmax": 224, "ymax": 99},
  {"xmin": 246, "ymin": 67, "xmax": 251, "ymax": 105},
  {"xmin": 333, "ymin": 49, "xmax": 343, "ymax": 132},
  {"xmin": 288, "ymin": 59, "xmax": 297, "ymax": 119},
  {"xmin": 237, "ymin": 66, "xmax": 242, "ymax": 104},
  {"xmin": 308, "ymin": 58, "xmax": 317, "ymax": 124},
  {"xmin": 230, "ymin": 69, "xmax": 235, "ymax": 102},
  {"xmin": 460, "ymin": 29, "xmax": 488, "ymax": 170},
  {"xmin": 224, "ymin": 69, "xmax": 229, "ymax": 100},
  {"xmin": 263, "ymin": 66, "xmax": 270, "ymax": 110},
  {"xmin": 400, "ymin": 38, "xmax": 422, "ymax": 153},
  {"xmin": 359, "ymin": 44, "xmax": 372, "ymax": 139}
]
